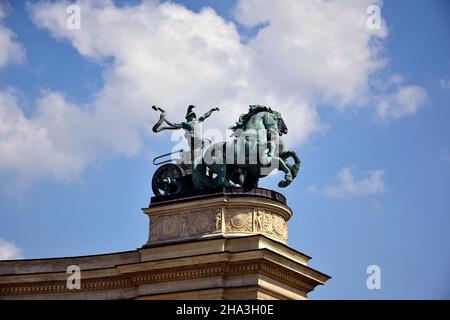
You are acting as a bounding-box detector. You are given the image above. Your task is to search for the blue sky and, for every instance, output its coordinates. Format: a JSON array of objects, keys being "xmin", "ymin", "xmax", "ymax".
[{"xmin": 0, "ymin": 0, "xmax": 449, "ymax": 299}]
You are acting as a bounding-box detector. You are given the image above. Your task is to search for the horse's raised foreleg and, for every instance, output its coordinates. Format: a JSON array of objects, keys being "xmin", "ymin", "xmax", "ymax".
[{"xmin": 276, "ymin": 157, "xmax": 293, "ymax": 188}]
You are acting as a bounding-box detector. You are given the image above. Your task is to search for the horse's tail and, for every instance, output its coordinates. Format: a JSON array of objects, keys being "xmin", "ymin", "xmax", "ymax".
[{"xmin": 281, "ymin": 151, "xmax": 301, "ymax": 179}]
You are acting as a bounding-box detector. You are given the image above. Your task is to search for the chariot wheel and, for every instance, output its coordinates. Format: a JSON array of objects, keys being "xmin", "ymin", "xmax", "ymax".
[{"xmin": 152, "ymin": 163, "xmax": 184, "ymax": 196}]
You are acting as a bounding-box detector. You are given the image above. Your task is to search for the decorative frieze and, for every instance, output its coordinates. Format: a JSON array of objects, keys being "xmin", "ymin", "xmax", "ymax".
[{"xmin": 145, "ymin": 196, "xmax": 290, "ymax": 244}]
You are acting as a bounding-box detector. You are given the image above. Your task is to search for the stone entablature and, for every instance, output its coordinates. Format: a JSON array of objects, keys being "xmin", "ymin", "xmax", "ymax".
[{"xmin": 0, "ymin": 236, "xmax": 329, "ymax": 300}]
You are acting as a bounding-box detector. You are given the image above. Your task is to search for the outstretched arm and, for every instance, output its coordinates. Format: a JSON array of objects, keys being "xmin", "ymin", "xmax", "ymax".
[{"xmin": 199, "ymin": 107, "xmax": 220, "ymax": 122}]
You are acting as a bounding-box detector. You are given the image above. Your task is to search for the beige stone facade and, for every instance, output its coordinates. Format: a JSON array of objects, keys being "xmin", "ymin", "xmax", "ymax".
[{"xmin": 0, "ymin": 188, "xmax": 330, "ymax": 300}]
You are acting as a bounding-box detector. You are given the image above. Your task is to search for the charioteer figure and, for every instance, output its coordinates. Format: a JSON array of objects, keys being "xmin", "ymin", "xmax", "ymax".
[{"xmin": 152, "ymin": 105, "xmax": 220, "ymax": 150}]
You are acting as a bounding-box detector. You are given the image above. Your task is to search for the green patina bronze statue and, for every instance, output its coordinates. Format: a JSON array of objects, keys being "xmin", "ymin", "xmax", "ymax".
[
  {"xmin": 150, "ymin": 105, "xmax": 300, "ymax": 197},
  {"xmin": 152, "ymin": 105, "xmax": 220, "ymax": 150}
]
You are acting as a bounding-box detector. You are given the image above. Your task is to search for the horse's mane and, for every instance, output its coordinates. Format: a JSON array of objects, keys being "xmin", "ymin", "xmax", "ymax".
[{"xmin": 230, "ymin": 105, "xmax": 276, "ymax": 132}]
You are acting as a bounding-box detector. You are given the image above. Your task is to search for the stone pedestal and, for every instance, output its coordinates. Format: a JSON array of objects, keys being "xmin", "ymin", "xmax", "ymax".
[{"xmin": 143, "ymin": 188, "xmax": 291, "ymax": 246}]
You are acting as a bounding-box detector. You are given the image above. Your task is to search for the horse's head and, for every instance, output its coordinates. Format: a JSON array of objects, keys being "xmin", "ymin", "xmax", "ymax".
[
  {"xmin": 279, "ymin": 116, "xmax": 288, "ymax": 135},
  {"xmin": 230, "ymin": 105, "xmax": 288, "ymax": 137},
  {"xmin": 272, "ymin": 111, "xmax": 288, "ymax": 136}
]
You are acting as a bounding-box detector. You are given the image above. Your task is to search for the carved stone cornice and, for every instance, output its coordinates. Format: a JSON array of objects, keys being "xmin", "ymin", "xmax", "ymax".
[{"xmin": 0, "ymin": 256, "xmax": 322, "ymax": 298}]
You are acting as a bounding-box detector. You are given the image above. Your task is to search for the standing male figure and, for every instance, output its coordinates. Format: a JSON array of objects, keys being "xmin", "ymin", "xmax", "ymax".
[{"xmin": 152, "ymin": 105, "xmax": 220, "ymax": 150}]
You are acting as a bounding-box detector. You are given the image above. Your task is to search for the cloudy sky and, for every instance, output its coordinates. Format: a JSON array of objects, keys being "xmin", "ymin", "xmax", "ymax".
[{"xmin": 0, "ymin": 0, "xmax": 449, "ymax": 299}]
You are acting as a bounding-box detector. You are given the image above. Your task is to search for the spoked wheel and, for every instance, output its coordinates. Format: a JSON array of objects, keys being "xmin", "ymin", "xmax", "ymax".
[{"xmin": 152, "ymin": 164, "xmax": 184, "ymax": 196}]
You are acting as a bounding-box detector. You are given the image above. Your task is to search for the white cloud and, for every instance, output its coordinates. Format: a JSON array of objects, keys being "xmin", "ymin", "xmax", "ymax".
[
  {"xmin": 0, "ymin": 238, "xmax": 23, "ymax": 260},
  {"xmin": 321, "ymin": 168, "xmax": 385, "ymax": 198},
  {"xmin": 376, "ymin": 85, "xmax": 427, "ymax": 120},
  {"xmin": 440, "ymin": 79, "xmax": 450, "ymax": 90},
  {"xmin": 234, "ymin": 0, "xmax": 388, "ymax": 105},
  {"xmin": 371, "ymin": 73, "xmax": 404, "ymax": 91},
  {"xmin": 0, "ymin": 0, "xmax": 424, "ymax": 188},
  {"xmin": 0, "ymin": 5, "xmax": 25, "ymax": 68},
  {"xmin": 0, "ymin": 90, "xmax": 86, "ymax": 191}
]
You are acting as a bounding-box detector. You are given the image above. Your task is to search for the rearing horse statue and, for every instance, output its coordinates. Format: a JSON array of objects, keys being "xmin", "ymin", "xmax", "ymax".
[{"xmin": 194, "ymin": 105, "xmax": 301, "ymax": 190}]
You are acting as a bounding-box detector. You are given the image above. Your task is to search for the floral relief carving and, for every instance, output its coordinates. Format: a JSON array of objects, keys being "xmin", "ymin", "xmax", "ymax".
[
  {"xmin": 253, "ymin": 209, "xmax": 288, "ymax": 241},
  {"xmin": 189, "ymin": 210, "xmax": 212, "ymax": 234},
  {"xmin": 160, "ymin": 215, "xmax": 179, "ymax": 239},
  {"xmin": 227, "ymin": 208, "xmax": 252, "ymax": 232},
  {"xmin": 149, "ymin": 206, "xmax": 288, "ymax": 243},
  {"xmin": 273, "ymin": 213, "xmax": 286, "ymax": 236},
  {"xmin": 263, "ymin": 212, "xmax": 274, "ymax": 234}
]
